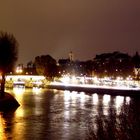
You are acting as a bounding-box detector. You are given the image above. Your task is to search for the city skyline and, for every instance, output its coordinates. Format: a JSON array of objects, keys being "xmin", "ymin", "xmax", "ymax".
[{"xmin": 0, "ymin": 0, "xmax": 140, "ymax": 64}]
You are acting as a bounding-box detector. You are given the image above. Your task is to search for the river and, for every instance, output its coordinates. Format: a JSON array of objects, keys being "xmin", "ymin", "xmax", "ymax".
[{"xmin": 0, "ymin": 88, "xmax": 140, "ymax": 140}]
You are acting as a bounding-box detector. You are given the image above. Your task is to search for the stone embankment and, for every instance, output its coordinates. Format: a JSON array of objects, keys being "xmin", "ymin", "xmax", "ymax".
[{"xmin": 47, "ymin": 84, "xmax": 140, "ymax": 97}]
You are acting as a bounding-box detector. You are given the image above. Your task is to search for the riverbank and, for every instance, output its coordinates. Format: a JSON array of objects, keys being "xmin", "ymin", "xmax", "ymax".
[
  {"xmin": 47, "ymin": 84, "xmax": 140, "ymax": 97},
  {"xmin": 0, "ymin": 92, "xmax": 20, "ymax": 111}
]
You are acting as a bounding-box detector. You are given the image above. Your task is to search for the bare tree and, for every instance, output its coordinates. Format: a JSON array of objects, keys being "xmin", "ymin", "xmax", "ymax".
[{"xmin": 0, "ymin": 31, "xmax": 18, "ymax": 97}]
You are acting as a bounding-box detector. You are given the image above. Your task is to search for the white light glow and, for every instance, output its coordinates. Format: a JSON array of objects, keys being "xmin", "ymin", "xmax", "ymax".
[
  {"xmin": 103, "ymin": 94, "xmax": 111, "ymax": 105},
  {"xmin": 115, "ymin": 96, "xmax": 124, "ymax": 115},
  {"xmin": 126, "ymin": 97, "xmax": 131, "ymax": 104},
  {"xmin": 79, "ymin": 92, "xmax": 86, "ymax": 106},
  {"xmin": 6, "ymin": 75, "xmax": 45, "ymax": 81},
  {"xmin": 71, "ymin": 91, "xmax": 78, "ymax": 103},
  {"xmin": 32, "ymin": 87, "xmax": 42, "ymax": 94},
  {"xmin": 61, "ymin": 76, "xmax": 70, "ymax": 84},
  {"xmin": 13, "ymin": 87, "xmax": 25, "ymax": 94},
  {"xmin": 64, "ymin": 90, "xmax": 71, "ymax": 102},
  {"xmin": 92, "ymin": 93, "xmax": 99, "ymax": 105}
]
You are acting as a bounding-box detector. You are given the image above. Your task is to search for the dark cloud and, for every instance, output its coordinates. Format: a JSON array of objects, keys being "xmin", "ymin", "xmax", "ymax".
[{"xmin": 0, "ymin": 0, "xmax": 140, "ymax": 64}]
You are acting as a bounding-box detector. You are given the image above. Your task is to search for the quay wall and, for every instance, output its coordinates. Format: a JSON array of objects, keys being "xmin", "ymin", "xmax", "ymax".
[{"xmin": 47, "ymin": 85, "xmax": 140, "ymax": 97}]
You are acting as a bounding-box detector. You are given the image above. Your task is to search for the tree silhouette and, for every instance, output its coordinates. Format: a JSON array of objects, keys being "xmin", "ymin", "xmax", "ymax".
[
  {"xmin": 35, "ymin": 55, "xmax": 58, "ymax": 80},
  {"xmin": 0, "ymin": 31, "xmax": 18, "ymax": 97},
  {"xmin": 93, "ymin": 52, "xmax": 133, "ymax": 78}
]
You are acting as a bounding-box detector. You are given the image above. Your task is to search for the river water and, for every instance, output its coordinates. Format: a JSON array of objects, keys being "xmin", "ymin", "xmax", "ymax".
[{"xmin": 0, "ymin": 88, "xmax": 140, "ymax": 140}]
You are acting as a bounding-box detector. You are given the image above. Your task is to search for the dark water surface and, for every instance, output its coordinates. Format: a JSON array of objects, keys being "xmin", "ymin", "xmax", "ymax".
[{"xmin": 1, "ymin": 88, "xmax": 140, "ymax": 140}]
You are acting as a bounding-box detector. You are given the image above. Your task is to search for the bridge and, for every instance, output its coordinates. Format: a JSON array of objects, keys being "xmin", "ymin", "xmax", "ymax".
[
  {"xmin": 4, "ymin": 75, "xmax": 140, "ymax": 91},
  {"xmin": 5, "ymin": 75, "xmax": 46, "ymax": 88}
]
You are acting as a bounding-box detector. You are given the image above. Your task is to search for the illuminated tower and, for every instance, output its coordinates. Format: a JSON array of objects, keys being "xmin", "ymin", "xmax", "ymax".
[{"xmin": 69, "ymin": 51, "xmax": 74, "ymax": 62}]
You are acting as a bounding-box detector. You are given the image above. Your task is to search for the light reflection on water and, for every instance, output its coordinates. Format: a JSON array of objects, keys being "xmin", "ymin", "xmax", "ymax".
[
  {"xmin": 0, "ymin": 114, "xmax": 6, "ymax": 140},
  {"xmin": 1, "ymin": 88, "xmax": 140, "ymax": 139},
  {"xmin": 92, "ymin": 93, "xmax": 99, "ymax": 105},
  {"xmin": 103, "ymin": 95, "xmax": 111, "ymax": 116},
  {"xmin": 115, "ymin": 96, "xmax": 124, "ymax": 115}
]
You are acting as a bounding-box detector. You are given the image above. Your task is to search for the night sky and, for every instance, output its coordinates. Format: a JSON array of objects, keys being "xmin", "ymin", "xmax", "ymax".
[{"xmin": 0, "ymin": 0, "xmax": 140, "ymax": 64}]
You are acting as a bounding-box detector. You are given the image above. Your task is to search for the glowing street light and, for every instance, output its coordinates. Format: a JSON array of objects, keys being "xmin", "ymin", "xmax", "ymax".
[{"xmin": 16, "ymin": 65, "xmax": 23, "ymax": 74}]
